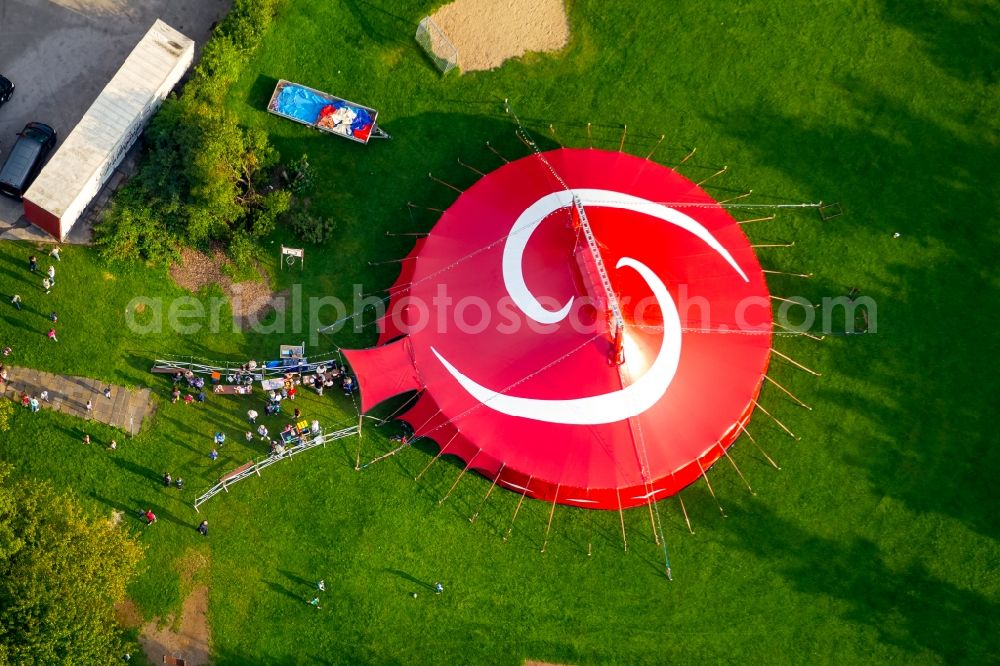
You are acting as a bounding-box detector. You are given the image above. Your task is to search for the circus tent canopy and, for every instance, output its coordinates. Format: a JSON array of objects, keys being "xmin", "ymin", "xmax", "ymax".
[{"xmin": 343, "ymin": 148, "xmax": 771, "ymax": 509}]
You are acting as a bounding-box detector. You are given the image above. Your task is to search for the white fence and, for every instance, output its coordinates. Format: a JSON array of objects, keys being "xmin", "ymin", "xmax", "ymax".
[{"xmin": 193, "ymin": 424, "xmax": 360, "ymax": 511}]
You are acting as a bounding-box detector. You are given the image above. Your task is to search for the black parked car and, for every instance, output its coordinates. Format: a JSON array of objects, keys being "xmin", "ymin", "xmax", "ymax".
[
  {"xmin": 0, "ymin": 122, "xmax": 57, "ymax": 200},
  {"xmin": 0, "ymin": 75, "xmax": 13, "ymax": 106}
]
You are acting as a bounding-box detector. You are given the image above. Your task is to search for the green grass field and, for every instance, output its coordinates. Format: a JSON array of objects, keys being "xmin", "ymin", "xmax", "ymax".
[{"xmin": 2, "ymin": 0, "xmax": 999, "ymax": 663}]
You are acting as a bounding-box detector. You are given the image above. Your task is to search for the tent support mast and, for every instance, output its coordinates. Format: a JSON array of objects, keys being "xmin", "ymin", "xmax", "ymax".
[
  {"xmin": 469, "ymin": 463, "xmax": 504, "ymax": 524},
  {"xmin": 541, "ymin": 485, "xmax": 560, "ymax": 553}
]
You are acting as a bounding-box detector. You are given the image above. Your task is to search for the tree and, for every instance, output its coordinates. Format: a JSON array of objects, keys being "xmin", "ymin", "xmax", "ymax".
[{"xmin": 0, "ymin": 464, "xmax": 145, "ymax": 665}]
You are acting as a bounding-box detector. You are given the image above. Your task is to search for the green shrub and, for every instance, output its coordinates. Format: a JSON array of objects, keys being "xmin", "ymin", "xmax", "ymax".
[
  {"xmin": 98, "ymin": 0, "xmax": 291, "ymax": 264},
  {"xmin": 284, "ymin": 208, "xmax": 338, "ymax": 245},
  {"xmin": 286, "ymin": 154, "xmax": 314, "ymax": 195}
]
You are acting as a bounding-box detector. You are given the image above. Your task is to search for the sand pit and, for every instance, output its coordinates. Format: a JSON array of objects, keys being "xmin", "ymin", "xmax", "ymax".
[{"xmin": 428, "ymin": 0, "xmax": 569, "ymax": 72}]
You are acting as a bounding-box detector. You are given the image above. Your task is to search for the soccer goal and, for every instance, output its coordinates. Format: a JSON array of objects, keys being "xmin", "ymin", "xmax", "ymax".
[{"xmin": 415, "ymin": 16, "xmax": 458, "ymax": 74}]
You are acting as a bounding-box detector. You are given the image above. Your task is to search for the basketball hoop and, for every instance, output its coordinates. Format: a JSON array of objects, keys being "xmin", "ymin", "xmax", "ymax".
[{"xmin": 281, "ymin": 246, "xmax": 305, "ymax": 271}]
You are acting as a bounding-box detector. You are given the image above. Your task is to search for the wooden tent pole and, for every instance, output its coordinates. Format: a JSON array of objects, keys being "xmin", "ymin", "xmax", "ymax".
[
  {"xmin": 486, "ymin": 141, "xmax": 509, "ymax": 163},
  {"xmin": 719, "ymin": 190, "xmax": 752, "ymax": 204},
  {"xmin": 737, "ymin": 421, "xmax": 781, "ymax": 469},
  {"xmin": 414, "ymin": 431, "xmax": 459, "ymax": 481},
  {"xmin": 643, "ymin": 134, "xmax": 666, "ymax": 161},
  {"xmin": 677, "ymin": 493, "xmax": 694, "ymax": 534},
  {"xmin": 541, "ymin": 485, "xmax": 560, "ymax": 553},
  {"xmin": 616, "ymin": 487, "xmax": 628, "ymax": 552},
  {"xmin": 503, "ymin": 476, "xmax": 532, "ymax": 542},
  {"xmin": 470, "ymin": 463, "xmax": 504, "ymax": 523},
  {"xmin": 675, "ymin": 146, "xmax": 697, "ymax": 166},
  {"xmin": 457, "ymin": 158, "xmax": 485, "ymax": 176},
  {"xmin": 427, "ymin": 172, "xmax": 463, "ymax": 193},
  {"xmin": 752, "ymin": 398, "xmax": 799, "ymax": 440},
  {"xmin": 718, "ymin": 443, "xmax": 755, "ymax": 495},
  {"xmin": 770, "ymin": 348, "xmax": 821, "ymax": 375},
  {"xmin": 738, "ymin": 214, "xmax": 776, "ymax": 224},
  {"xmin": 439, "ymin": 451, "xmax": 480, "ymax": 505},
  {"xmin": 696, "ymin": 459, "xmax": 727, "ymax": 518},
  {"xmin": 773, "ymin": 320, "xmax": 825, "ymax": 341},
  {"xmin": 764, "ymin": 374, "xmax": 812, "ymax": 410},
  {"xmin": 696, "ymin": 165, "xmax": 727, "ymax": 187}
]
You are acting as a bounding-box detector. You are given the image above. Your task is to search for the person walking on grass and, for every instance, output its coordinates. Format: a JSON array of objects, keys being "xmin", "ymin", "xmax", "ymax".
[
  {"xmin": 209, "ymin": 448, "xmax": 218, "ymax": 461},
  {"xmin": 247, "ymin": 408, "xmax": 258, "ymax": 424},
  {"xmin": 10, "ymin": 294, "xmax": 21, "ymax": 311},
  {"xmin": 49, "ymin": 246, "xmax": 61, "ymax": 262},
  {"xmin": 42, "ymin": 277, "xmax": 51, "ymax": 294},
  {"xmin": 257, "ymin": 424, "xmax": 269, "ymax": 441},
  {"xmin": 213, "ymin": 432, "xmax": 226, "ymax": 446},
  {"xmin": 82, "ymin": 434, "xmax": 91, "ymax": 445},
  {"xmin": 434, "ymin": 582, "xmax": 444, "ymax": 595},
  {"xmin": 47, "ymin": 265, "xmax": 55, "ymax": 285},
  {"xmin": 245, "ymin": 430, "xmax": 253, "ymax": 442},
  {"xmin": 47, "ymin": 328, "xmax": 58, "ymax": 342},
  {"xmin": 28, "ymin": 255, "xmax": 37, "ymax": 272},
  {"xmin": 163, "ymin": 472, "xmax": 172, "ymax": 487},
  {"xmin": 49, "ymin": 311, "xmax": 57, "ymax": 323},
  {"xmin": 197, "ymin": 520, "xmax": 208, "ymax": 536},
  {"xmin": 308, "ymin": 597, "xmax": 321, "ymax": 609},
  {"xmin": 144, "ymin": 509, "xmax": 156, "ymax": 526},
  {"xmin": 108, "ymin": 439, "xmax": 117, "ymax": 451},
  {"xmin": 317, "ymin": 579, "xmax": 326, "ymax": 593},
  {"xmin": 29, "ymin": 396, "xmax": 39, "ymax": 413}
]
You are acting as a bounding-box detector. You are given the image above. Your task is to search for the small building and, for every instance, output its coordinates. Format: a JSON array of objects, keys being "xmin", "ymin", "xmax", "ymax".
[{"xmin": 23, "ymin": 20, "xmax": 194, "ymax": 240}]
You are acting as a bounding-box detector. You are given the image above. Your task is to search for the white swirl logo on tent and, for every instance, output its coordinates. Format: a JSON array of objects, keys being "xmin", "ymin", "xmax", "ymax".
[{"xmin": 431, "ymin": 189, "xmax": 748, "ymax": 425}]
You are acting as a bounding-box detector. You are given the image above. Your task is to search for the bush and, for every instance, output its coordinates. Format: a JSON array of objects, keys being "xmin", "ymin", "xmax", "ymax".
[
  {"xmin": 284, "ymin": 208, "xmax": 337, "ymax": 245},
  {"xmin": 286, "ymin": 154, "xmax": 314, "ymax": 195},
  {"xmin": 0, "ymin": 400, "xmax": 13, "ymax": 433},
  {"xmin": 98, "ymin": 0, "xmax": 291, "ymax": 264}
]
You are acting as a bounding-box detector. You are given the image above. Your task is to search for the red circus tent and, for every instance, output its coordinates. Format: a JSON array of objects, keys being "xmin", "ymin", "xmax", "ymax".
[{"xmin": 343, "ymin": 148, "xmax": 772, "ymax": 510}]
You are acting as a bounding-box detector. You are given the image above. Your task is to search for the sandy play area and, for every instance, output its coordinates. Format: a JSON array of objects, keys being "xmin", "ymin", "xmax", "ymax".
[{"xmin": 428, "ymin": 0, "xmax": 570, "ymax": 72}]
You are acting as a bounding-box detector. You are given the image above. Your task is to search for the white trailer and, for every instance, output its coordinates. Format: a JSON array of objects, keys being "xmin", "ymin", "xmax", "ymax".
[{"xmin": 23, "ymin": 20, "xmax": 194, "ymax": 240}]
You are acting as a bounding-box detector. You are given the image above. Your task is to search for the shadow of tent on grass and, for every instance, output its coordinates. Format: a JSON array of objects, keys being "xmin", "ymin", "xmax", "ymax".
[
  {"xmin": 706, "ymin": 79, "xmax": 1000, "ymax": 542},
  {"xmin": 722, "ymin": 500, "xmax": 999, "ymax": 662}
]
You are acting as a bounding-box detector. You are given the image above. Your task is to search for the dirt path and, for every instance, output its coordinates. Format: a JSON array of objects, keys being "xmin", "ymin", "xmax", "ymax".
[
  {"xmin": 139, "ymin": 585, "xmax": 212, "ymax": 666},
  {"xmin": 430, "ymin": 0, "xmax": 569, "ymax": 72}
]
